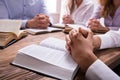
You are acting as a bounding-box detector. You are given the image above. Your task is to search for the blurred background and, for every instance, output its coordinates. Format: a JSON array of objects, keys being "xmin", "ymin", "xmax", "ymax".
[{"xmin": 45, "ymin": 0, "xmax": 98, "ymax": 23}]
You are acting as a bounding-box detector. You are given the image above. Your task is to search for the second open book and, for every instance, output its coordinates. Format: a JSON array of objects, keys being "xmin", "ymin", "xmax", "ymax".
[
  {"xmin": 0, "ymin": 20, "xmax": 27, "ymax": 48},
  {"xmin": 12, "ymin": 37, "xmax": 79, "ymax": 80}
]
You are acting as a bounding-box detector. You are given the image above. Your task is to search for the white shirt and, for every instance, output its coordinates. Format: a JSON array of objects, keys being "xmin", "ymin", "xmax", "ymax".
[
  {"xmin": 86, "ymin": 29, "xmax": 120, "ymax": 80},
  {"xmin": 60, "ymin": 0, "xmax": 94, "ymax": 25}
]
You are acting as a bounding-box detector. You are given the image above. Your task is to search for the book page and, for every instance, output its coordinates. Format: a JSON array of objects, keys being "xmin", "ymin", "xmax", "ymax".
[
  {"xmin": 67, "ymin": 24, "xmax": 88, "ymax": 30},
  {"xmin": 40, "ymin": 37, "xmax": 67, "ymax": 52},
  {"xmin": 52, "ymin": 23, "xmax": 65, "ymax": 28},
  {"xmin": 25, "ymin": 27, "xmax": 62, "ymax": 34},
  {"xmin": 0, "ymin": 20, "xmax": 22, "ymax": 36},
  {"xmin": 19, "ymin": 44, "xmax": 77, "ymax": 71},
  {"xmin": 0, "ymin": 32, "xmax": 16, "ymax": 46}
]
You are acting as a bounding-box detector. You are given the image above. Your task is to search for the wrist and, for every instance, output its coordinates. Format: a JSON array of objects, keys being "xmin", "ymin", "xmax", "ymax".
[
  {"xmin": 79, "ymin": 52, "xmax": 98, "ymax": 73},
  {"xmin": 106, "ymin": 27, "xmax": 110, "ymax": 31},
  {"xmin": 26, "ymin": 20, "xmax": 33, "ymax": 28},
  {"xmin": 93, "ymin": 36, "xmax": 101, "ymax": 50}
]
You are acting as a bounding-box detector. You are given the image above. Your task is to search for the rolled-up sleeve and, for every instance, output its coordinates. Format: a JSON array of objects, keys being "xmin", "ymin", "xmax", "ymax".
[
  {"xmin": 86, "ymin": 59, "xmax": 120, "ymax": 80},
  {"xmin": 98, "ymin": 29, "xmax": 120, "ymax": 49}
]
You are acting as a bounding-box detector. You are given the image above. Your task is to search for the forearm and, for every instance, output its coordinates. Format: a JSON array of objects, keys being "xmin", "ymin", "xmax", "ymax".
[
  {"xmin": 93, "ymin": 29, "xmax": 120, "ymax": 49},
  {"xmin": 98, "ymin": 30, "xmax": 120, "ymax": 49}
]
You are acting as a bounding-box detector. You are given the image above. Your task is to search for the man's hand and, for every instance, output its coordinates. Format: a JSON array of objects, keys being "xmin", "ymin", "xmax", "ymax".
[
  {"xmin": 88, "ymin": 19, "xmax": 109, "ymax": 33},
  {"xmin": 62, "ymin": 15, "xmax": 74, "ymax": 24},
  {"xmin": 65, "ymin": 28, "xmax": 98, "ymax": 72},
  {"xmin": 26, "ymin": 14, "xmax": 50, "ymax": 29}
]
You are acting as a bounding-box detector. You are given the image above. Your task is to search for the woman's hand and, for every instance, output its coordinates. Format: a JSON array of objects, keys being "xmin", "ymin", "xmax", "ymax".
[
  {"xmin": 88, "ymin": 19, "xmax": 109, "ymax": 33},
  {"xmin": 62, "ymin": 15, "xmax": 74, "ymax": 24}
]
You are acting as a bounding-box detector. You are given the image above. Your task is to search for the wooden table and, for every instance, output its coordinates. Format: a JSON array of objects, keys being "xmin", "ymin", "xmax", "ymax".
[{"xmin": 0, "ymin": 32, "xmax": 120, "ymax": 80}]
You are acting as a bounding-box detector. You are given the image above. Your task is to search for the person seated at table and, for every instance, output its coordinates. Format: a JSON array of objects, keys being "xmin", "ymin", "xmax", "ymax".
[
  {"xmin": 60, "ymin": 0, "xmax": 94, "ymax": 25},
  {"xmin": 66, "ymin": 28, "xmax": 120, "ymax": 80},
  {"xmin": 0, "ymin": 0, "xmax": 52, "ymax": 29},
  {"xmin": 88, "ymin": 0, "xmax": 120, "ymax": 33}
]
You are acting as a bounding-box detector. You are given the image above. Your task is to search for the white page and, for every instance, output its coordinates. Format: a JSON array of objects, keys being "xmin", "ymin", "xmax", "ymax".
[
  {"xmin": 0, "ymin": 20, "xmax": 22, "ymax": 36},
  {"xmin": 52, "ymin": 23, "xmax": 65, "ymax": 28},
  {"xmin": 67, "ymin": 24, "xmax": 88, "ymax": 30},
  {"xmin": 19, "ymin": 44, "xmax": 77, "ymax": 71},
  {"xmin": 40, "ymin": 37, "xmax": 67, "ymax": 52},
  {"xmin": 25, "ymin": 27, "xmax": 62, "ymax": 33},
  {"xmin": 13, "ymin": 52, "xmax": 75, "ymax": 80}
]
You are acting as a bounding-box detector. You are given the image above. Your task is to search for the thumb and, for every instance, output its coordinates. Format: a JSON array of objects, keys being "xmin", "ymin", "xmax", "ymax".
[{"xmin": 87, "ymin": 31, "xmax": 93, "ymax": 40}]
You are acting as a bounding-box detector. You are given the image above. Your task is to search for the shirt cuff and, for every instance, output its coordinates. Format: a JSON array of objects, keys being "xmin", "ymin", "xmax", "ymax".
[
  {"xmin": 109, "ymin": 27, "xmax": 120, "ymax": 31},
  {"xmin": 86, "ymin": 59, "xmax": 120, "ymax": 80},
  {"xmin": 21, "ymin": 20, "xmax": 28, "ymax": 29},
  {"xmin": 98, "ymin": 34, "xmax": 113, "ymax": 49}
]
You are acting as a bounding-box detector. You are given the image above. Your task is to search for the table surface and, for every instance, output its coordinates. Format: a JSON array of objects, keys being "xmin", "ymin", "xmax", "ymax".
[{"xmin": 0, "ymin": 32, "xmax": 120, "ymax": 80}]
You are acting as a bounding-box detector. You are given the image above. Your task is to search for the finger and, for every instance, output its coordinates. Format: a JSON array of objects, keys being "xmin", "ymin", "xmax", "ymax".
[
  {"xmin": 69, "ymin": 29, "xmax": 77, "ymax": 42},
  {"xmin": 65, "ymin": 35, "xmax": 71, "ymax": 43},
  {"xmin": 65, "ymin": 35, "xmax": 72, "ymax": 51},
  {"xmin": 37, "ymin": 23, "xmax": 49, "ymax": 28},
  {"xmin": 89, "ymin": 18, "xmax": 95, "ymax": 21},
  {"xmin": 93, "ymin": 23, "xmax": 99, "ymax": 27},
  {"xmin": 78, "ymin": 28, "xmax": 88, "ymax": 38},
  {"xmin": 38, "ymin": 19, "xmax": 50, "ymax": 24},
  {"xmin": 65, "ymin": 35, "xmax": 72, "ymax": 47},
  {"xmin": 77, "ymin": 30, "xmax": 85, "ymax": 40},
  {"xmin": 37, "ymin": 14, "xmax": 47, "ymax": 20},
  {"xmin": 66, "ymin": 45, "xmax": 71, "ymax": 52},
  {"xmin": 92, "ymin": 19, "xmax": 99, "ymax": 24},
  {"xmin": 87, "ymin": 31, "xmax": 93, "ymax": 40},
  {"xmin": 63, "ymin": 15, "xmax": 69, "ymax": 20},
  {"xmin": 88, "ymin": 20, "xmax": 94, "ymax": 27},
  {"xmin": 69, "ymin": 30, "xmax": 74, "ymax": 40}
]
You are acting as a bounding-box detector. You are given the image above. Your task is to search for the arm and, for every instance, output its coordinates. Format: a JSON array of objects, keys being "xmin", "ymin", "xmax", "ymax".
[
  {"xmin": 107, "ymin": 27, "xmax": 120, "ymax": 31},
  {"xmin": 66, "ymin": 28, "xmax": 120, "ymax": 80},
  {"xmin": 23, "ymin": 0, "xmax": 52, "ymax": 29},
  {"xmin": 82, "ymin": 3, "xmax": 94, "ymax": 24},
  {"xmin": 39, "ymin": 0, "xmax": 53, "ymax": 23},
  {"xmin": 39, "ymin": 0, "xmax": 49, "ymax": 15},
  {"xmin": 59, "ymin": 0, "xmax": 70, "ymax": 23},
  {"xmin": 0, "ymin": 1, "xmax": 28, "ymax": 29},
  {"xmin": 86, "ymin": 59, "xmax": 120, "ymax": 80},
  {"xmin": 98, "ymin": 29, "xmax": 120, "ymax": 49},
  {"xmin": 90, "ymin": 5, "xmax": 102, "ymax": 19}
]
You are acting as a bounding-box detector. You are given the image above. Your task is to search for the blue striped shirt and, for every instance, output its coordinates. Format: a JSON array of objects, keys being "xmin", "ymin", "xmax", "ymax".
[{"xmin": 0, "ymin": 0, "xmax": 50, "ymax": 28}]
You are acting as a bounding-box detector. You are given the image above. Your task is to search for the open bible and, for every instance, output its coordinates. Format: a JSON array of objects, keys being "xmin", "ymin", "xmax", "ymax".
[
  {"xmin": 25, "ymin": 27, "xmax": 62, "ymax": 35},
  {"xmin": 0, "ymin": 20, "xmax": 27, "ymax": 48},
  {"xmin": 12, "ymin": 37, "xmax": 79, "ymax": 80}
]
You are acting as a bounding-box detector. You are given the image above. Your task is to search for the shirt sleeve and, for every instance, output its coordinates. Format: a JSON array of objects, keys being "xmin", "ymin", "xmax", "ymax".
[
  {"xmin": 21, "ymin": 20, "xmax": 28, "ymax": 29},
  {"xmin": 108, "ymin": 27, "xmax": 120, "ymax": 31},
  {"xmin": 90, "ymin": 5, "xmax": 102, "ymax": 19},
  {"xmin": 82, "ymin": 3, "xmax": 94, "ymax": 24},
  {"xmin": 0, "ymin": 0, "xmax": 9, "ymax": 18},
  {"xmin": 0, "ymin": 1, "xmax": 28, "ymax": 29},
  {"xmin": 59, "ymin": 0, "xmax": 69, "ymax": 23},
  {"xmin": 39, "ymin": 0, "xmax": 53, "ymax": 23},
  {"xmin": 98, "ymin": 29, "xmax": 120, "ymax": 49},
  {"xmin": 86, "ymin": 59, "xmax": 120, "ymax": 80}
]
